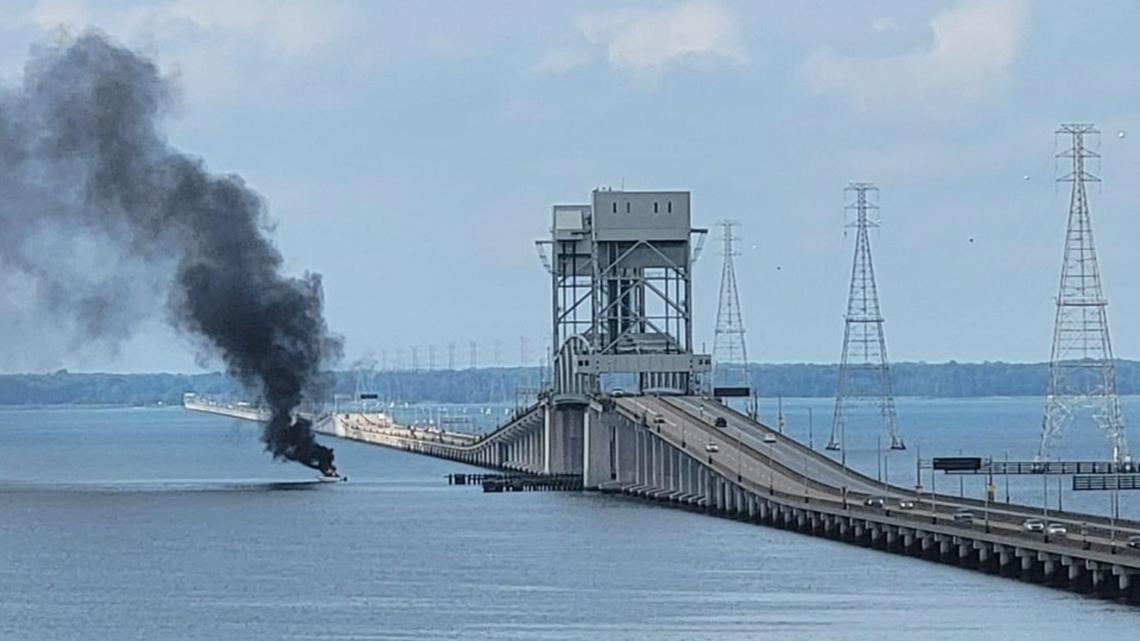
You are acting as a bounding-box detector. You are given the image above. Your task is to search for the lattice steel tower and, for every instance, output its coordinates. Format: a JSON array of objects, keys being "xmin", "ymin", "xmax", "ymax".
[
  {"xmin": 827, "ymin": 183, "xmax": 904, "ymax": 452},
  {"xmin": 1039, "ymin": 123, "xmax": 1129, "ymax": 463},
  {"xmin": 712, "ymin": 220, "xmax": 750, "ymax": 390}
]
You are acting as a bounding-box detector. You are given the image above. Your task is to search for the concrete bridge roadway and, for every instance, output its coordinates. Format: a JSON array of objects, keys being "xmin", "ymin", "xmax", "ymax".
[
  {"xmin": 186, "ymin": 393, "xmax": 1140, "ymax": 601},
  {"xmin": 618, "ymin": 394, "xmax": 1140, "ymax": 551}
]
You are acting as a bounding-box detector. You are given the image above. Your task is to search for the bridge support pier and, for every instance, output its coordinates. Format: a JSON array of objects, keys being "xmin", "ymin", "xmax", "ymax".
[{"xmin": 544, "ymin": 404, "xmax": 584, "ymax": 476}]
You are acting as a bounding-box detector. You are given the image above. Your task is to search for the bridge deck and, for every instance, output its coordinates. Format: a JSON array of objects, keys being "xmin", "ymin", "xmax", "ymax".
[{"xmin": 615, "ymin": 395, "xmax": 1140, "ymax": 564}]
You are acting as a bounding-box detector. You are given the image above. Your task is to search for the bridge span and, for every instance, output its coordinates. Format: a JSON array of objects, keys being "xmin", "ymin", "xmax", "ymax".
[{"xmin": 189, "ymin": 392, "xmax": 1140, "ymax": 603}]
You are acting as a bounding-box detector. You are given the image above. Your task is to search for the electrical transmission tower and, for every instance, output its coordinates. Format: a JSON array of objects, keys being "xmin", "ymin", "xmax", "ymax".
[
  {"xmin": 1040, "ymin": 123, "xmax": 1129, "ymax": 463},
  {"xmin": 712, "ymin": 220, "xmax": 750, "ymax": 392},
  {"xmin": 827, "ymin": 183, "xmax": 904, "ymax": 452}
]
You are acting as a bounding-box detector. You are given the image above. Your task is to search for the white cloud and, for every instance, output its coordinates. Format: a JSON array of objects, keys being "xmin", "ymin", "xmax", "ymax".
[
  {"xmin": 542, "ymin": 0, "xmax": 748, "ymax": 74},
  {"xmin": 533, "ymin": 47, "xmax": 593, "ymax": 74},
  {"xmin": 16, "ymin": 0, "xmax": 353, "ymax": 104},
  {"xmin": 25, "ymin": 0, "xmax": 350, "ymax": 57},
  {"xmin": 153, "ymin": 0, "xmax": 347, "ymax": 56},
  {"xmin": 803, "ymin": 0, "xmax": 1027, "ymax": 110},
  {"xmin": 870, "ymin": 17, "xmax": 896, "ymax": 32}
]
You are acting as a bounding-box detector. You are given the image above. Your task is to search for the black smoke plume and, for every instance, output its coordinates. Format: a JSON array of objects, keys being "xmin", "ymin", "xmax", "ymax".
[{"xmin": 0, "ymin": 33, "xmax": 341, "ymax": 473}]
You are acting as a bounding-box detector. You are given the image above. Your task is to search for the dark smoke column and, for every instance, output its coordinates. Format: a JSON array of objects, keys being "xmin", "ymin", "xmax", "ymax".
[{"xmin": 1, "ymin": 33, "xmax": 342, "ymax": 473}]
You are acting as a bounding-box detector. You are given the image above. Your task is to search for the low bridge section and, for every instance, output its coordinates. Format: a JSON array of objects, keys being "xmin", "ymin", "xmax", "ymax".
[{"xmin": 186, "ymin": 393, "xmax": 1140, "ymax": 602}]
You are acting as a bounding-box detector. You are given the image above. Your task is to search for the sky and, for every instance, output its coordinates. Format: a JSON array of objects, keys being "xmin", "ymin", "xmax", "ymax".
[{"xmin": 1, "ymin": 0, "xmax": 1139, "ymax": 373}]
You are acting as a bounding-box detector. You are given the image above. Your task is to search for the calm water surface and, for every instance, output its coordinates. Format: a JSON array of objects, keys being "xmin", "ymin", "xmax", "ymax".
[{"xmin": 1, "ymin": 402, "xmax": 1138, "ymax": 640}]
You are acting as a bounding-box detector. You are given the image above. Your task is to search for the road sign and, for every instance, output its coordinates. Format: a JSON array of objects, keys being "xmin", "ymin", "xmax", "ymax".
[
  {"xmin": 1073, "ymin": 475, "xmax": 1140, "ymax": 491},
  {"xmin": 933, "ymin": 457, "xmax": 983, "ymax": 472},
  {"xmin": 713, "ymin": 386, "xmax": 751, "ymax": 398}
]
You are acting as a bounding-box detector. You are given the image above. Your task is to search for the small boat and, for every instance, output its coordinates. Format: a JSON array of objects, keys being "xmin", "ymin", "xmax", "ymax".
[{"xmin": 318, "ymin": 473, "xmax": 341, "ymax": 483}]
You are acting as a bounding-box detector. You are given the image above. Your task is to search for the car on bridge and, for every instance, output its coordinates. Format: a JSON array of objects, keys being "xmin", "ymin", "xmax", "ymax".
[
  {"xmin": 1046, "ymin": 523, "xmax": 1067, "ymax": 536},
  {"xmin": 952, "ymin": 509, "xmax": 975, "ymax": 525},
  {"xmin": 704, "ymin": 442, "xmax": 720, "ymax": 453},
  {"xmin": 762, "ymin": 433, "xmax": 777, "ymax": 444},
  {"xmin": 652, "ymin": 414, "xmax": 666, "ymax": 425},
  {"xmin": 1023, "ymin": 518, "xmax": 1045, "ymax": 532},
  {"xmin": 714, "ymin": 417, "xmax": 727, "ymax": 428},
  {"xmin": 896, "ymin": 499, "xmax": 916, "ymax": 510},
  {"xmin": 1127, "ymin": 535, "xmax": 1140, "ymax": 549},
  {"xmin": 863, "ymin": 496, "xmax": 887, "ymax": 508}
]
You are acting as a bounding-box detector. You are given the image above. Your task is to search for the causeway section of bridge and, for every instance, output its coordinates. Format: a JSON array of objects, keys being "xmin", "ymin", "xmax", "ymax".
[{"xmin": 199, "ymin": 390, "xmax": 1140, "ymax": 604}]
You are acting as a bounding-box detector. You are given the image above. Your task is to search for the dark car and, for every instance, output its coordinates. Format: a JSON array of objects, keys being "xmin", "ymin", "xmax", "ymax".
[{"xmin": 714, "ymin": 417, "xmax": 727, "ymax": 428}]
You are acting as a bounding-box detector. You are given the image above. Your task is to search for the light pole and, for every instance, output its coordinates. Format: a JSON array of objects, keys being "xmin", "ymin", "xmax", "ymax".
[
  {"xmin": 984, "ymin": 469, "xmax": 993, "ymax": 533},
  {"xmin": 802, "ymin": 451, "xmax": 810, "ymax": 503},
  {"xmin": 1110, "ymin": 486, "xmax": 1119, "ymax": 552},
  {"xmin": 840, "ymin": 417, "xmax": 848, "ymax": 509},
  {"xmin": 735, "ymin": 427, "xmax": 743, "ymax": 482},
  {"xmin": 958, "ymin": 449, "xmax": 964, "ymax": 498},
  {"xmin": 930, "ymin": 463, "xmax": 938, "ymax": 523},
  {"xmin": 876, "ymin": 436, "xmax": 882, "ymax": 483},
  {"xmin": 768, "ymin": 438, "xmax": 775, "ymax": 495},
  {"xmin": 807, "ymin": 407, "xmax": 814, "ymax": 451},
  {"xmin": 1004, "ymin": 451, "xmax": 1011, "ymax": 503}
]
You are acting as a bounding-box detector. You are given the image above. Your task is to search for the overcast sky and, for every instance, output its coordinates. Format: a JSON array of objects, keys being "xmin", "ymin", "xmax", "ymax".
[{"xmin": 2, "ymin": 0, "xmax": 1139, "ymax": 373}]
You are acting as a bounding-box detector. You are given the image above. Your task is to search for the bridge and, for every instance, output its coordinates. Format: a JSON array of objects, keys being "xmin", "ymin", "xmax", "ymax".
[
  {"xmin": 315, "ymin": 392, "xmax": 1140, "ymax": 602},
  {"xmin": 189, "ymin": 187, "xmax": 1140, "ymax": 604}
]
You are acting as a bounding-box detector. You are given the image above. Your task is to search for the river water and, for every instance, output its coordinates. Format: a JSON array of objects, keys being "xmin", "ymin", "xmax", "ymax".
[{"xmin": 1, "ymin": 401, "xmax": 1138, "ymax": 640}]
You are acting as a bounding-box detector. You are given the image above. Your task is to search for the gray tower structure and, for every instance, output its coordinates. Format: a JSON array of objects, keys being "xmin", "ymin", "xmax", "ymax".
[
  {"xmin": 827, "ymin": 182, "xmax": 905, "ymax": 452},
  {"xmin": 538, "ymin": 189, "xmax": 710, "ymax": 399},
  {"xmin": 712, "ymin": 220, "xmax": 750, "ymax": 391},
  {"xmin": 1040, "ymin": 124, "xmax": 1129, "ymax": 463}
]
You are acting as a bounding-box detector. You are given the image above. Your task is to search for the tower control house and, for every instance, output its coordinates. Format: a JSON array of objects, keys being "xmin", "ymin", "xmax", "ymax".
[{"xmin": 541, "ymin": 189, "xmax": 710, "ymax": 401}]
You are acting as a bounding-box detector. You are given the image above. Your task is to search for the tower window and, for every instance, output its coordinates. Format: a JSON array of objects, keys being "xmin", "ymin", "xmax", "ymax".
[
  {"xmin": 668, "ymin": 201, "xmax": 672, "ymax": 213},
  {"xmin": 654, "ymin": 202, "xmax": 659, "ymax": 213},
  {"xmin": 612, "ymin": 202, "xmax": 617, "ymax": 213},
  {"xmin": 625, "ymin": 202, "xmax": 630, "ymax": 213}
]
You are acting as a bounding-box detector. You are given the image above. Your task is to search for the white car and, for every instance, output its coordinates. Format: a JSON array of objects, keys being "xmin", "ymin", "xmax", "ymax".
[
  {"xmin": 762, "ymin": 433, "xmax": 778, "ymax": 444},
  {"xmin": 705, "ymin": 442, "xmax": 720, "ymax": 453},
  {"xmin": 1023, "ymin": 518, "xmax": 1045, "ymax": 532},
  {"xmin": 1046, "ymin": 523, "xmax": 1067, "ymax": 536}
]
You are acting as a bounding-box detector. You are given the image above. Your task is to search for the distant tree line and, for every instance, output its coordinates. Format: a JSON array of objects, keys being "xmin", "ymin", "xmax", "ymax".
[{"xmin": 4, "ymin": 361, "xmax": 1140, "ymax": 406}]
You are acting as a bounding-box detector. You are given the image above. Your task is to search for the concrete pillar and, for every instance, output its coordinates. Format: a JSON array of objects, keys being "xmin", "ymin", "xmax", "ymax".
[
  {"xmin": 543, "ymin": 403, "xmax": 552, "ymax": 474},
  {"xmin": 634, "ymin": 430, "xmax": 643, "ymax": 486},
  {"xmin": 1038, "ymin": 552, "xmax": 1056, "ymax": 578},
  {"xmin": 1114, "ymin": 565, "xmax": 1133, "ymax": 592},
  {"xmin": 976, "ymin": 542, "xmax": 991, "ymax": 565},
  {"xmin": 682, "ymin": 456, "xmax": 690, "ymax": 495},
  {"xmin": 697, "ymin": 463, "xmax": 706, "ymax": 504},
  {"xmin": 1018, "ymin": 548, "xmax": 1033, "ymax": 573},
  {"xmin": 582, "ymin": 410, "xmax": 612, "ymax": 489}
]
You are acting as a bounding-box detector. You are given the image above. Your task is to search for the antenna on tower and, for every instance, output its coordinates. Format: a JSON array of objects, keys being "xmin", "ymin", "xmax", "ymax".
[
  {"xmin": 827, "ymin": 182, "xmax": 905, "ymax": 452},
  {"xmin": 1040, "ymin": 123, "xmax": 1129, "ymax": 463},
  {"xmin": 712, "ymin": 220, "xmax": 752, "ymax": 413}
]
